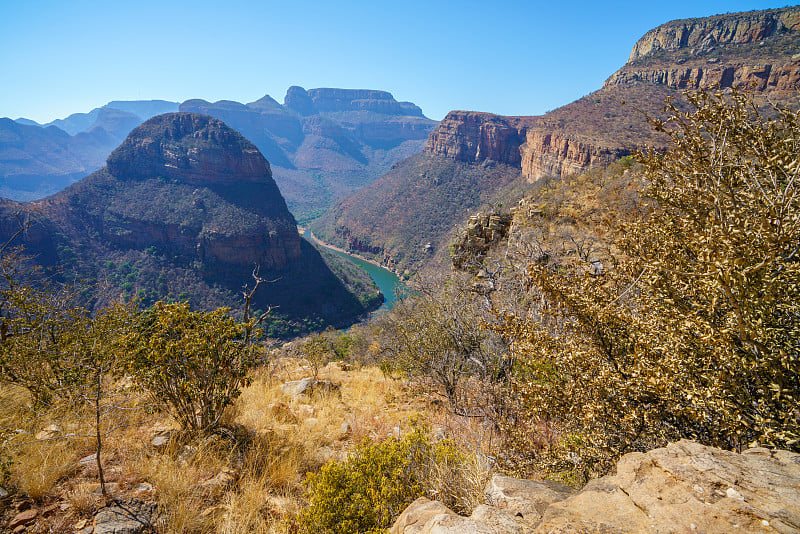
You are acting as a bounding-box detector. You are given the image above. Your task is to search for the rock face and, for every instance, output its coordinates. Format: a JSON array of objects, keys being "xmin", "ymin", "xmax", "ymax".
[
  {"xmin": 625, "ymin": 8, "xmax": 800, "ymax": 63},
  {"xmin": 424, "ymin": 6, "xmax": 800, "ymax": 183},
  {"xmin": 90, "ymin": 112, "xmax": 302, "ymax": 273},
  {"xmin": 106, "ymin": 113, "xmax": 272, "ymax": 186},
  {"xmin": 391, "ymin": 440, "xmax": 800, "ymax": 534},
  {"xmin": 605, "ymin": 7, "xmax": 800, "ymax": 93}
]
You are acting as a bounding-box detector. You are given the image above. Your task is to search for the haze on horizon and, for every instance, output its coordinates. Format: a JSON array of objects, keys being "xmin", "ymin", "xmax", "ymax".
[{"xmin": 1, "ymin": 0, "xmax": 792, "ymax": 124}]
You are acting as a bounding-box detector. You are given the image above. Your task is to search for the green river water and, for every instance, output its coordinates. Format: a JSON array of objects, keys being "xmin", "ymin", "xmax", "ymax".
[{"xmin": 300, "ymin": 229, "xmax": 403, "ymax": 312}]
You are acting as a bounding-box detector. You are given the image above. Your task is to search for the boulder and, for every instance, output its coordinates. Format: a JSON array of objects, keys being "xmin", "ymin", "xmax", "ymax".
[
  {"xmin": 389, "ymin": 497, "xmax": 458, "ymax": 534},
  {"xmin": 538, "ymin": 440, "xmax": 800, "ymax": 533},
  {"xmin": 8, "ymin": 509, "xmax": 38, "ymax": 530},
  {"xmin": 469, "ymin": 505, "xmax": 528, "ymax": 533},
  {"xmin": 93, "ymin": 499, "xmax": 157, "ymax": 534},
  {"xmin": 392, "ymin": 440, "xmax": 800, "ymax": 534},
  {"xmin": 280, "ymin": 377, "xmax": 339, "ymax": 398},
  {"xmin": 484, "ymin": 475, "xmax": 575, "ymax": 522}
]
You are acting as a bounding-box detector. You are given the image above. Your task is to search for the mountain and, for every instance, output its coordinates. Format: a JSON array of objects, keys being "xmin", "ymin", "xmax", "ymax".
[
  {"xmin": 43, "ymin": 100, "xmax": 179, "ymax": 135},
  {"xmin": 1, "ymin": 100, "xmax": 179, "ymax": 200},
  {"xmin": 1, "ymin": 113, "xmax": 381, "ymax": 336},
  {"xmin": 2, "ymin": 91, "xmax": 436, "ymax": 221},
  {"xmin": 312, "ymin": 6, "xmax": 800, "ymax": 275},
  {"xmin": 180, "ymin": 87, "xmax": 438, "ymax": 221}
]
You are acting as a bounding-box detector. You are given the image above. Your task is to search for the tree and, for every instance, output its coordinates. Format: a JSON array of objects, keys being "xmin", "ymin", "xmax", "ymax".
[
  {"xmin": 123, "ymin": 301, "xmax": 257, "ymax": 433},
  {"xmin": 496, "ymin": 89, "xmax": 800, "ymax": 479}
]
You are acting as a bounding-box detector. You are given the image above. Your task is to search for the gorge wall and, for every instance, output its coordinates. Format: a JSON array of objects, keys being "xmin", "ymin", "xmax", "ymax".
[{"xmin": 424, "ymin": 6, "xmax": 800, "ymax": 182}]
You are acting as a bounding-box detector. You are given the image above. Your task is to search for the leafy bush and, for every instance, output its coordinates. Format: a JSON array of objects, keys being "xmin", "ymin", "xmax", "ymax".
[
  {"xmin": 123, "ymin": 301, "xmax": 256, "ymax": 433},
  {"xmin": 496, "ymin": 89, "xmax": 800, "ymax": 480},
  {"xmin": 297, "ymin": 426, "xmax": 480, "ymax": 534}
]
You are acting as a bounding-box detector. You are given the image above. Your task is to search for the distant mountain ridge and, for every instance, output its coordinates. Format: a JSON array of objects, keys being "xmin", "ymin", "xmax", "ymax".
[
  {"xmin": 1, "ymin": 112, "xmax": 381, "ymax": 335},
  {"xmin": 2, "ymin": 100, "xmax": 180, "ymax": 201},
  {"xmin": 1, "ymin": 89, "xmax": 437, "ymax": 220},
  {"xmin": 179, "ymin": 86, "xmax": 438, "ymax": 220}
]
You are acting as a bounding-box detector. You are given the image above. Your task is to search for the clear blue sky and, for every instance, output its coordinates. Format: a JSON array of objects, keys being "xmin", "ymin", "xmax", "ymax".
[{"xmin": 1, "ymin": 0, "xmax": 793, "ymax": 123}]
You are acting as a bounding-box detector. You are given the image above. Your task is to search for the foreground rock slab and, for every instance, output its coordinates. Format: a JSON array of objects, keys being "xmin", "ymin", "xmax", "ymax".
[
  {"xmin": 93, "ymin": 499, "xmax": 157, "ymax": 534},
  {"xmin": 391, "ymin": 440, "xmax": 800, "ymax": 534}
]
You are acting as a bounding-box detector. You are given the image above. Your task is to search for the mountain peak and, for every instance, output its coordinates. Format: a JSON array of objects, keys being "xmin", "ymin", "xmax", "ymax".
[{"xmin": 106, "ymin": 112, "xmax": 271, "ymax": 186}]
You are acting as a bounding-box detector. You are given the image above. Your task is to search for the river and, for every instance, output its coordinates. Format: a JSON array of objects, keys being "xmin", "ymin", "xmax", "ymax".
[{"xmin": 299, "ymin": 228, "xmax": 403, "ymax": 313}]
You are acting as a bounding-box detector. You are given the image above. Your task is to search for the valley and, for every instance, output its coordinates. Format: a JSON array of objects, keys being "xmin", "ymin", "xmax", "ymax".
[{"xmin": 0, "ymin": 4, "xmax": 799, "ymax": 534}]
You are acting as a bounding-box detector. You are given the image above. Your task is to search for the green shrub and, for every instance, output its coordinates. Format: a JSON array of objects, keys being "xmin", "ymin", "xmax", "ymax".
[
  {"xmin": 123, "ymin": 301, "xmax": 256, "ymax": 433},
  {"xmin": 298, "ymin": 426, "xmax": 481, "ymax": 534}
]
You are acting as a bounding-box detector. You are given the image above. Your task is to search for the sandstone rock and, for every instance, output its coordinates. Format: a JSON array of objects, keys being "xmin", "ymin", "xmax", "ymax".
[
  {"xmin": 393, "ymin": 441, "xmax": 800, "ymax": 534},
  {"xmin": 389, "ymin": 497, "xmax": 458, "ymax": 534},
  {"xmin": 469, "ymin": 505, "xmax": 527, "ymax": 533},
  {"xmin": 537, "ymin": 439, "xmax": 800, "ymax": 533},
  {"xmin": 422, "ymin": 513, "xmax": 494, "ymax": 533},
  {"xmin": 93, "ymin": 499, "xmax": 156, "ymax": 534},
  {"xmin": 484, "ymin": 474, "xmax": 576, "ymax": 523},
  {"xmin": 35, "ymin": 424, "xmax": 61, "ymax": 441},
  {"xmin": 280, "ymin": 377, "xmax": 340, "ymax": 398},
  {"xmin": 8, "ymin": 508, "xmax": 37, "ymax": 530},
  {"xmin": 0, "ymin": 486, "xmax": 8, "ymax": 498},
  {"xmin": 150, "ymin": 433, "xmax": 171, "ymax": 449}
]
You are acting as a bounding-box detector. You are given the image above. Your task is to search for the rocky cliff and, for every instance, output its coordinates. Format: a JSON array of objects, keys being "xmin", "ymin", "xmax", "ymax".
[
  {"xmin": 392, "ymin": 440, "xmax": 800, "ymax": 533},
  {"xmin": 424, "ymin": 6, "xmax": 800, "ymax": 183},
  {"xmin": 605, "ymin": 6, "xmax": 800, "ymax": 93}
]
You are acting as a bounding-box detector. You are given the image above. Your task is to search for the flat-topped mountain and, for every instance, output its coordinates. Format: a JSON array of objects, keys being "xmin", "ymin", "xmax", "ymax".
[
  {"xmin": 313, "ymin": 6, "xmax": 800, "ymax": 275},
  {"xmin": 2, "ymin": 113, "xmax": 380, "ymax": 335},
  {"xmin": 180, "ymin": 86, "xmax": 438, "ymax": 220}
]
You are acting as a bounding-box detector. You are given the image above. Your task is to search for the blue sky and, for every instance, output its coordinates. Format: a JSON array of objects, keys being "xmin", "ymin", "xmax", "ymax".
[{"xmin": 1, "ymin": 0, "xmax": 793, "ymax": 123}]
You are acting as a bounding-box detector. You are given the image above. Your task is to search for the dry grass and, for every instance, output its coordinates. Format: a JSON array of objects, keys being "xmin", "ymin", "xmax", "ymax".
[{"xmin": 0, "ymin": 356, "xmax": 493, "ymax": 532}]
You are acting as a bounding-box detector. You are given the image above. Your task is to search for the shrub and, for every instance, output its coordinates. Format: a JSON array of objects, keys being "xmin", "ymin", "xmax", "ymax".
[
  {"xmin": 123, "ymin": 301, "xmax": 256, "ymax": 433},
  {"xmin": 297, "ymin": 426, "xmax": 479, "ymax": 534},
  {"xmin": 496, "ymin": 88, "xmax": 800, "ymax": 480}
]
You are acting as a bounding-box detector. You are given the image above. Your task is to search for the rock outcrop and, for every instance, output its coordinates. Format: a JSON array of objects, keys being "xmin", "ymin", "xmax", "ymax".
[
  {"xmin": 424, "ymin": 6, "xmax": 800, "ymax": 183},
  {"xmin": 92, "ymin": 112, "xmax": 302, "ymax": 272},
  {"xmin": 391, "ymin": 440, "xmax": 800, "ymax": 534},
  {"xmin": 625, "ymin": 7, "xmax": 800, "ymax": 62},
  {"xmin": 605, "ymin": 7, "xmax": 800, "ymax": 93}
]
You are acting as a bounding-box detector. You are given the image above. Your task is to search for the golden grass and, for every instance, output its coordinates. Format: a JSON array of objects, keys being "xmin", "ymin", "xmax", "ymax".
[{"xmin": 0, "ymin": 356, "xmax": 493, "ymax": 532}]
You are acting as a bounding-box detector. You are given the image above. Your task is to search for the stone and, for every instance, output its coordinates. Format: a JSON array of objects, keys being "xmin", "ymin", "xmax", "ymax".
[
  {"xmin": 93, "ymin": 499, "xmax": 156, "ymax": 534},
  {"xmin": 133, "ymin": 483, "xmax": 154, "ymax": 494},
  {"xmin": 34, "ymin": 424, "xmax": 61, "ymax": 441},
  {"xmin": 484, "ymin": 474, "xmax": 575, "ymax": 522},
  {"xmin": 150, "ymin": 433, "xmax": 171, "ymax": 449},
  {"xmin": 393, "ymin": 440, "xmax": 800, "ymax": 534},
  {"xmin": 0, "ymin": 486, "xmax": 8, "ymax": 498},
  {"xmin": 537, "ymin": 440, "xmax": 800, "ymax": 533},
  {"xmin": 469, "ymin": 505, "xmax": 527, "ymax": 533},
  {"xmin": 8, "ymin": 509, "xmax": 38, "ymax": 530},
  {"xmin": 389, "ymin": 497, "xmax": 458, "ymax": 534},
  {"xmin": 280, "ymin": 377, "xmax": 339, "ymax": 398}
]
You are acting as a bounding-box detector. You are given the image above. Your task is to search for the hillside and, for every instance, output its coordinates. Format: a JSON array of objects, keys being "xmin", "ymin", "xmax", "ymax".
[
  {"xmin": 0, "ymin": 113, "xmax": 381, "ymax": 336},
  {"xmin": 313, "ymin": 6, "xmax": 800, "ymax": 275}
]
